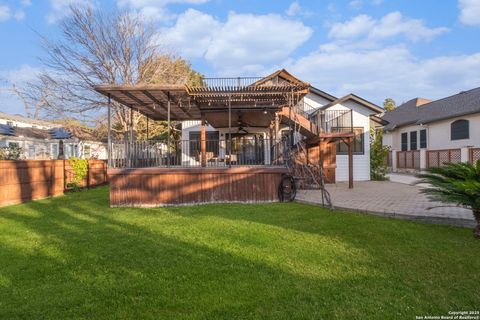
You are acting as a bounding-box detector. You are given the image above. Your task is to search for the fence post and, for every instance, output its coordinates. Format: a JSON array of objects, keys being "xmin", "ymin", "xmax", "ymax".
[
  {"xmin": 461, "ymin": 147, "xmax": 470, "ymax": 163},
  {"xmin": 392, "ymin": 150, "xmax": 397, "ymax": 172},
  {"xmin": 419, "ymin": 149, "xmax": 427, "ymax": 171},
  {"xmin": 86, "ymin": 160, "xmax": 91, "ymax": 189}
]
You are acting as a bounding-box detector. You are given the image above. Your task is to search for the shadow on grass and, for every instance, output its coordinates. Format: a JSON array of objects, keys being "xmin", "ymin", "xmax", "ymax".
[{"xmin": 0, "ymin": 187, "xmax": 478, "ymax": 319}]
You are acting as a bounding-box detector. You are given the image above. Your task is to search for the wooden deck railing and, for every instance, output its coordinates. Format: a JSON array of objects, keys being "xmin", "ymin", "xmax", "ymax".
[{"xmin": 110, "ymin": 138, "xmax": 289, "ymax": 169}]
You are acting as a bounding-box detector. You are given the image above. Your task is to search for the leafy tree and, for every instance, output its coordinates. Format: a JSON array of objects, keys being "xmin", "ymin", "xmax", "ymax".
[
  {"xmin": 19, "ymin": 5, "xmax": 202, "ymax": 136},
  {"xmin": 417, "ymin": 161, "xmax": 480, "ymax": 238},
  {"xmin": 370, "ymin": 128, "xmax": 390, "ymax": 180},
  {"xmin": 383, "ymin": 98, "xmax": 396, "ymax": 112}
]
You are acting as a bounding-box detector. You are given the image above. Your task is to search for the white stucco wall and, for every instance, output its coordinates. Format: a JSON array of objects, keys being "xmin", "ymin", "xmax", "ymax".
[
  {"xmin": 327, "ymin": 100, "xmax": 373, "ymax": 182},
  {"xmin": 383, "ymin": 113, "xmax": 480, "ymax": 151}
]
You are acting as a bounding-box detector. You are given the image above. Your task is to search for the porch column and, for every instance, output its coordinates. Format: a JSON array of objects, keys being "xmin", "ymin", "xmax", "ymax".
[
  {"xmin": 107, "ymin": 94, "xmax": 111, "ymax": 168},
  {"xmin": 348, "ymin": 137, "xmax": 353, "ymax": 189},
  {"xmin": 201, "ymin": 114, "xmax": 206, "ymax": 167},
  {"xmin": 228, "ymin": 95, "xmax": 232, "ymax": 168},
  {"xmin": 274, "ymin": 114, "xmax": 279, "ymax": 162},
  {"xmin": 167, "ymin": 92, "xmax": 171, "ymax": 167}
]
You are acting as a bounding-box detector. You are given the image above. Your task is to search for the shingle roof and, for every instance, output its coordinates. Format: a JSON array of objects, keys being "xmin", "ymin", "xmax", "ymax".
[
  {"xmin": 313, "ymin": 93, "xmax": 383, "ymax": 115},
  {"xmin": 0, "ymin": 111, "xmax": 61, "ymax": 128},
  {"xmin": 382, "ymin": 87, "xmax": 480, "ymax": 131}
]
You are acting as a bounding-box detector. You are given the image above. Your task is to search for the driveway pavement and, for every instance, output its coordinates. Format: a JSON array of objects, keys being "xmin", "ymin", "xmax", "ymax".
[{"xmin": 296, "ymin": 180, "xmax": 474, "ymax": 228}]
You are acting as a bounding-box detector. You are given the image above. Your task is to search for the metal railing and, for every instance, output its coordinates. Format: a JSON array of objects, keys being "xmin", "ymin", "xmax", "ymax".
[
  {"xmin": 293, "ymin": 101, "xmax": 317, "ymax": 119},
  {"xmin": 198, "ymin": 77, "xmax": 263, "ymax": 88},
  {"xmin": 110, "ymin": 138, "xmax": 291, "ymax": 168},
  {"xmin": 310, "ymin": 110, "xmax": 353, "ymax": 134}
]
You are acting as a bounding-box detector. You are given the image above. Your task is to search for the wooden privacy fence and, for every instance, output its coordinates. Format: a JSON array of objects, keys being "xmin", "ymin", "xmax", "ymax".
[
  {"xmin": 426, "ymin": 149, "xmax": 461, "ymax": 168},
  {"xmin": 0, "ymin": 160, "xmax": 107, "ymax": 207},
  {"xmin": 385, "ymin": 151, "xmax": 392, "ymax": 167},
  {"xmin": 470, "ymin": 148, "xmax": 480, "ymax": 164},
  {"xmin": 396, "ymin": 150, "xmax": 420, "ymax": 169}
]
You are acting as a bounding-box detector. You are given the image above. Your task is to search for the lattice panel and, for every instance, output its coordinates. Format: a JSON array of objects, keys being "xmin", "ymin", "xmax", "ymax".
[
  {"xmin": 413, "ymin": 151, "xmax": 420, "ymax": 169},
  {"xmin": 397, "ymin": 152, "xmax": 406, "ymax": 168},
  {"xmin": 471, "ymin": 148, "xmax": 480, "ymax": 164},
  {"xmin": 427, "ymin": 149, "xmax": 461, "ymax": 168},
  {"xmin": 405, "ymin": 152, "xmax": 413, "ymax": 168},
  {"xmin": 450, "ymin": 149, "xmax": 461, "ymax": 163}
]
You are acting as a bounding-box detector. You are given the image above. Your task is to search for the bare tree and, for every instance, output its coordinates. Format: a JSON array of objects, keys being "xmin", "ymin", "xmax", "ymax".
[{"xmin": 22, "ymin": 5, "xmax": 201, "ymax": 134}]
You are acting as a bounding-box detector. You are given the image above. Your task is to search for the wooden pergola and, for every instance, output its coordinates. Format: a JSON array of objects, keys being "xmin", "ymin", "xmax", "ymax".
[{"xmin": 94, "ymin": 70, "xmax": 311, "ymax": 168}]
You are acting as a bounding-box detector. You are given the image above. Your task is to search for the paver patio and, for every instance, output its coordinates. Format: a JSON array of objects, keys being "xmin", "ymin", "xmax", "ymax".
[{"xmin": 296, "ymin": 181, "xmax": 475, "ymax": 227}]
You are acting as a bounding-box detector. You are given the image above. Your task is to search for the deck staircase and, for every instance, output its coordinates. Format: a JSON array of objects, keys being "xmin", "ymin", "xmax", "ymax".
[{"xmin": 276, "ymin": 101, "xmax": 336, "ymax": 207}]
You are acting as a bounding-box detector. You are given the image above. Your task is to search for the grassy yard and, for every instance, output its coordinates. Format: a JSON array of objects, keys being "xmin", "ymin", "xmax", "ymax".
[{"xmin": 0, "ymin": 187, "xmax": 478, "ymax": 319}]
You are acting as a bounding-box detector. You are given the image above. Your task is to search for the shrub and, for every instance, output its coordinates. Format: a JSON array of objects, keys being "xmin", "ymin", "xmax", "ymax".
[
  {"xmin": 370, "ymin": 128, "xmax": 390, "ymax": 181},
  {"xmin": 67, "ymin": 157, "xmax": 88, "ymax": 191},
  {"xmin": 0, "ymin": 145, "xmax": 23, "ymax": 160},
  {"xmin": 418, "ymin": 161, "xmax": 480, "ymax": 238}
]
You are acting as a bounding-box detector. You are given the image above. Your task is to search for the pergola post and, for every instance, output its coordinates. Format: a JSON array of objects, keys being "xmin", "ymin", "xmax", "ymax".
[
  {"xmin": 107, "ymin": 94, "xmax": 111, "ymax": 168},
  {"xmin": 348, "ymin": 136, "xmax": 354, "ymax": 189},
  {"xmin": 274, "ymin": 114, "xmax": 279, "ymax": 163},
  {"xmin": 201, "ymin": 113, "xmax": 206, "ymax": 167},
  {"xmin": 228, "ymin": 95, "xmax": 232, "ymax": 168},
  {"xmin": 167, "ymin": 92, "xmax": 171, "ymax": 167}
]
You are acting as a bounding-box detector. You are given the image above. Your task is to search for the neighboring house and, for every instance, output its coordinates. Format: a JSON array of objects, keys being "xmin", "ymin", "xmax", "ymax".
[
  {"xmin": 0, "ymin": 112, "xmax": 107, "ymax": 160},
  {"xmin": 381, "ymin": 87, "xmax": 480, "ymax": 170},
  {"xmin": 182, "ymin": 74, "xmax": 383, "ymax": 182}
]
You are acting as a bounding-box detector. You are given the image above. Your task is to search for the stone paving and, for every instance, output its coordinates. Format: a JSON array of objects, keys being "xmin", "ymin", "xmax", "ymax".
[{"xmin": 296, "ymin": 181, "xmax": 475, "ymax": 227}]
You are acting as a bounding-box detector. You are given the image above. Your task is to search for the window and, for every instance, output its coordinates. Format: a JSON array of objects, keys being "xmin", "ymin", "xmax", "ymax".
[
  {"xmin": 6, "ymin": 121, "xmax": 13, "ymax": 127},
  {"xmin": 84, "ymin": 145, "xmax": 91, "ymax": 159},
  {"xmin": 401, "ymin": 133, "xmax": 408, "ymax": 151},
  {"xmin": 189, "ymin": 131, "xmax": 220, "ymax": 157},
  {"xmin": 420, "ymin": 129, "xmax": 427, "ymax": 148},
  {"xmin": 51, "ymin": 144, "xmax": 59, "ymax": 159},
  {"xmin": 28, "ymin": 145, "xmax": 35, "ymax": 158},
  {"xmin": 451, "ymin": 119, "xmax": 469, "ymax": 140},
  {"xmin": 410, "ymin": 131, "xmax": 417, "ymax": 150},
  {"xmin": 337, "ymin": 128, "xmax": 364, "ymax": 155},
  {"xmin": 8, "ymin": 142, "xmax": 19, "ymax": 148}
]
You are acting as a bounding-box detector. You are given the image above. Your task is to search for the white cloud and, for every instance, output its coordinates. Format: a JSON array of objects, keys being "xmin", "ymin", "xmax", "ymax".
[
  {"xmin": 0, "ymin": 65, "xmax": 42, "ymax": 115},
  {"xmin": 21, "ymin": 0, "xmax": 32, "ymax": 7},
  {"xmin": 0, "ymin": 5, "xmax": 11, "ymax": 21},
  {"xmin": 160, "ymin": 9, "xmax": 220, "ymax": 58},
  {"xmin": 288, "ymin": 44, "xmax": 480, "ymax": 104},
  {"xmin": 14, "ymin": 10, "xmax": 25, "ymax": 21},
  {"xmin": 329, "ymin": 11, "xmax": 448, "ymax": 43},
  {"xmin": 371, "ymin": 0, "xmax": 383, "ymax": 5},
  {"xmin": 286, "ymin": 1, "xmax": 301, "ymax": 16},
  {"xmin": 161, "ymin": 10, "xmax": 312, "ymax": 74},
  {"xmin": 459, "ymin": 0, "xmax": 480, "ymax": 26},
  {"xmin": 46, "ymin": 0, "xmax": 93, "ymax": 24},
  {"xmin": 117, "ymin": 0, "xmax": 209, "ymax": 21},
  {"xmin": 329, "ymin": 14, "xmax": 375, "ymax": 39},
  {"xmin": 349, "ymin": 0, "xmax": 363, "ymax": 10}
]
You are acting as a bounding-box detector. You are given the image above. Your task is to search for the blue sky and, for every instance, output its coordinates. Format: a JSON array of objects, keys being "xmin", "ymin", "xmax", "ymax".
[{"xmin": 1, "ymin": 0, "xmax": 480, "ymax": 116}]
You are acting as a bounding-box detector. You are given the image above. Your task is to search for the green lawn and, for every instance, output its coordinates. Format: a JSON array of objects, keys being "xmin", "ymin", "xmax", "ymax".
[{"xmin": 0, "ymin": 187, "xmax": 478, "ymax": 319}]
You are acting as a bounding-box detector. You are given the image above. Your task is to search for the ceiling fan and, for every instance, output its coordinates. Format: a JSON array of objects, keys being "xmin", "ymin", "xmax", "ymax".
[{"xmin": 236, "ymin": 112, "xmax": 253, "ymax": 135}]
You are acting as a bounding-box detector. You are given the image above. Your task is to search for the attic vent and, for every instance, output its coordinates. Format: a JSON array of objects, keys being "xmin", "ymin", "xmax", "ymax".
[
  {"xmin": 49, "ymin": 128, "xmax": 72, "ymax": 139},
  {"xmin": 459, "ymin": 91, "xmax": 466, "ymax": 94}
]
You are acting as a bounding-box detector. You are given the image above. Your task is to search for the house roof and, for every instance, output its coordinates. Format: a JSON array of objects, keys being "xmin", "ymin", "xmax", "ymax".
[
  {"xmin": 313, "ymin": 93, "xmax": 383, "ymax": 115},
  {"xmin": 382, "ymin": 87, "xmax": 480, "ymax": 131},
  {"xmin": 308, "ymin": 86, "xmax": 337, "ymax": 102},
  {"xmin": 0, "ymin": 111, "xmax": 61, "ymax": 128}
]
